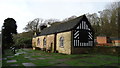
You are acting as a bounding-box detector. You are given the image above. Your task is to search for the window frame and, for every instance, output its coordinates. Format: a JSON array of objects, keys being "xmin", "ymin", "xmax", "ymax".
[
  {"xmin": 43, "ymin": 38, "xmax": 46, "ymax": 46},
  {"xmin": 59, "ymin": 37, "xmax": 64, "ymax": 48},
  {"xmin": 37, "ymin": 38, "xmax": 40, "ymax": 46}
]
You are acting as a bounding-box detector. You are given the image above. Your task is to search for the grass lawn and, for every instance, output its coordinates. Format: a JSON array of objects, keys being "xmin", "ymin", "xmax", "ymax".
[{"xmin": 2, "ymin": 48, "xmax": 120, "ymax": 67}]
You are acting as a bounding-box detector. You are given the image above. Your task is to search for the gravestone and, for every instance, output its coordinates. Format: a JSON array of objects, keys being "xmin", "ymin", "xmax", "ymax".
[
  {"xmin": 37, "ymin": 57, "xmax": 46, "ymax": 60},
  {"xmin": 2, "ymin": 58, "xmax": 7, "ymax": 60},
  {"xmin": 22, "ymin": 63, "xmax": 36, "ymax": 66},
  {"xmin": 10, "ymin": 64, "xmax": 19, "ymax": 66},
  {"xmin": 7, "ymin": 56, "xmax": 14, "ymax": 58},
  {"xmin": 29, "ymin": 58, "xmax": 36, "ymax": 60},
  {"xmin": 24, "ymin": 56, "xmax": 30, "ymax": 59},
  {"xmin": 0, "ymin": 58, "xmax": 2, "ymax": 61},
  {"xmin": 7, "ymin": 60, "xmax": 17, "ymax": 63}
]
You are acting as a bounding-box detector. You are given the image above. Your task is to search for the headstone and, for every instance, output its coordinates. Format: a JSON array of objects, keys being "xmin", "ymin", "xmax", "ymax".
[
  {"xmin": 55, "ymin": 63, "xmax": 70, "ymax": 66},
  {"xmin": 29, "ymin": 58, "xmax": 36, "ymax": 60},
  {"xmin": 22, "ymin": 63, "xmax": 36, "ymax": 66},
  {"xmin": 15, "ymin": 52, "xmax": 26, "ymax": 56},
  {"xmin": 21, "ymin": 52, "xmax": 26, "ymax": 54},
  {"xmin": 7, "ymin": 56, "xmax": 14, "ymax": 58},
  {"xmin": 37, "ymin": 58, "xmax": 45, "ymax": 60},
  {"xmin": 15, "ymin": 53, "xmax": 20, "ymax": 56},
  {"xmin": 2, "ymin": 58, "xmax": 7, "ymax": 60},
  {"xmin": 10, "ymin": 64, "xmax": 19, "ymax": 66},
  {"xmin": 7, "ymin": 60, "xmax": 17, "ymax": 63},
  {"xmin": 48, "ymin": 61, "xmax": 58, "ymax": 64},
  {"xmin": 24, "ymin": 56, "xmax": 30, "ymax": 59}
]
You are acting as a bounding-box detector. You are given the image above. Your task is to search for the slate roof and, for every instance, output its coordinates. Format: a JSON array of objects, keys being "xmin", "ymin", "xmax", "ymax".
[
  {"xmin": 110, "ymin": 37, "xmax": 120, "ymax": 40},
  {"xmin": 39, "ymin": 15, "xmax": 85, "ymax": 36}
]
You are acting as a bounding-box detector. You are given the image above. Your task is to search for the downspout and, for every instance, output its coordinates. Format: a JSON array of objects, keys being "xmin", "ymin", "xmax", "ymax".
[
  {"xmin": 71, "ymin": 30, "xmax": 74, "ymax": 54},
  {"xmin": 54, "ymin": 33, "xmax": 57, "ymax": 53}
]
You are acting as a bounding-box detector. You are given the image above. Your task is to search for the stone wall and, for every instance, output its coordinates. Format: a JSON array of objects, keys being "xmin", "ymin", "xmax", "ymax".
[
  {"xmin": 34, "ymin": 34, "xmax": 55, "ymax": 51},
  {"xmin": 56, "ymin": 31, "xmax": 72, "ymax": 54},
  {"xmin": 71, "ymin": 47, "xmax": 93, "ymax": 54},
  {"xmin": 46, "ymin": 34, "xmax": 55, "ymax": 52},
  {"xmin": 35, "ymin": 37, "xmax": 39, "ymax": 47},
  {"xmin": 71, "ymin": 46, "xmax": 120, "ymax": 55},
  {"xmin": 38, "ymin": 36, "xmax": 46, "ymax": 49},
  {"xmin": 32, "ymin": 38, "xmax": 36, "ymax": 47}
]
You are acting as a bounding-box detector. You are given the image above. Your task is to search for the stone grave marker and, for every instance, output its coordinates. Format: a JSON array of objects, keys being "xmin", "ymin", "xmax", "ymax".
[
  {"xmin": 29, "ymin": 58, "xmax": 36, "ymax": 60},
  {"xmin": 10, "ymin": 64, "xmax": 19, "ymax": 66},
  {"xmin": 22, "ymin": 63, "xmax": 36, "ymax": 66},
  {"xmin": 37, "ymin": 57, "xmax": 46, "ymax": 60},
  {"xmin": 7, "ymin": 60, "xmax": 17, "ymax": 63},
  {"xmin": 2, "ymin": 58, "xmax": 7, "ymax": 60},
  {"xmin": 7, "ymin": 56, "xmax": 14, "ymax": 58}
]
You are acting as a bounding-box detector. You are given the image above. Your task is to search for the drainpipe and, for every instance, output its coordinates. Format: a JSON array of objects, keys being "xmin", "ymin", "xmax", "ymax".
[{"xmin": 54, "ymin": 33, "xmax": 57, "ymax": 53}]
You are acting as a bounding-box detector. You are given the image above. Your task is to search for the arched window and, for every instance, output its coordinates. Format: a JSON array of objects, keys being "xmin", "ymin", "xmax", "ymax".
[
  {"xmin": 59, "ymin": 37, "xmax": 64, "ymax": 47},
  {"xmin": 43, "ymin": 38, "xmax": 46, "ymax": 46},
  {"xmin": 37, "ymin": 38, "xmax": 40, "ymax": 46}
]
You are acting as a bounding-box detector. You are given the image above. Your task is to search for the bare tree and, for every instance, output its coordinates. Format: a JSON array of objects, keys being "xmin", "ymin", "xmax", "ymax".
[
  {"xmin": 24, "ymin": 18, "xmax": 59, "ymax": 33},
  {"xmin": 24, "ymin": 18, "xmax": 44, "ymax": 32},
  {"xmin": 86, "ymin": 13, "xmax": 100, "ymax": 25},
  {"xmin": 62, "ymin": 15, "xmax": 77, "ymax": 22}
]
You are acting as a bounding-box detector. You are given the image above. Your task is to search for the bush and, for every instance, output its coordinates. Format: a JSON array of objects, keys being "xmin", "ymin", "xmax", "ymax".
[{"xmin": 14, "ymin": 37, "xmax": 32, "ymax": 48}]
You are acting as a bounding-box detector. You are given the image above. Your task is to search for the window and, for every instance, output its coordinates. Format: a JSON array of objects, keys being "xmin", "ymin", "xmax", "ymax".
[
  {"xmin": 59, "ymin": 37, "xmax": 64, "ymax": 47},
  {"xmin": 43, "ymin": 38, "xmax": 46, "ymax": 46}
]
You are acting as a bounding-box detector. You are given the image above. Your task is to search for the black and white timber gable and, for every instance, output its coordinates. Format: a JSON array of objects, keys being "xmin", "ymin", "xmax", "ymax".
[{"xmin": 73, "ymin": 16, "xmax": 94, "ymax": 47}]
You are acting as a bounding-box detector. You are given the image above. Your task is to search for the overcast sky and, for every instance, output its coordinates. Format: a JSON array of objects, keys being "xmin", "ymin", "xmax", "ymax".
[{"xmin": 0, "ymin": 0, "xmax": 117, "ymax": 33}]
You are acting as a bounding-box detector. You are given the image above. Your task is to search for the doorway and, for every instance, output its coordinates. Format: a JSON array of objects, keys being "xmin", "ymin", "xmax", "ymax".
[{"xmin": 50, "ymin": 42, "xmax": 54, "ymax": 52}]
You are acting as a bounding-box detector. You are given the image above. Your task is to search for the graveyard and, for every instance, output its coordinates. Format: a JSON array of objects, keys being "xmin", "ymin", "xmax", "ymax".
[
  {"xmin": 2, "ymin": 48, "xmax": 119, "ymax": 67},
  {"xmin": 1, "ymin": 1, "xmax": 119, "ymax": 67}
]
